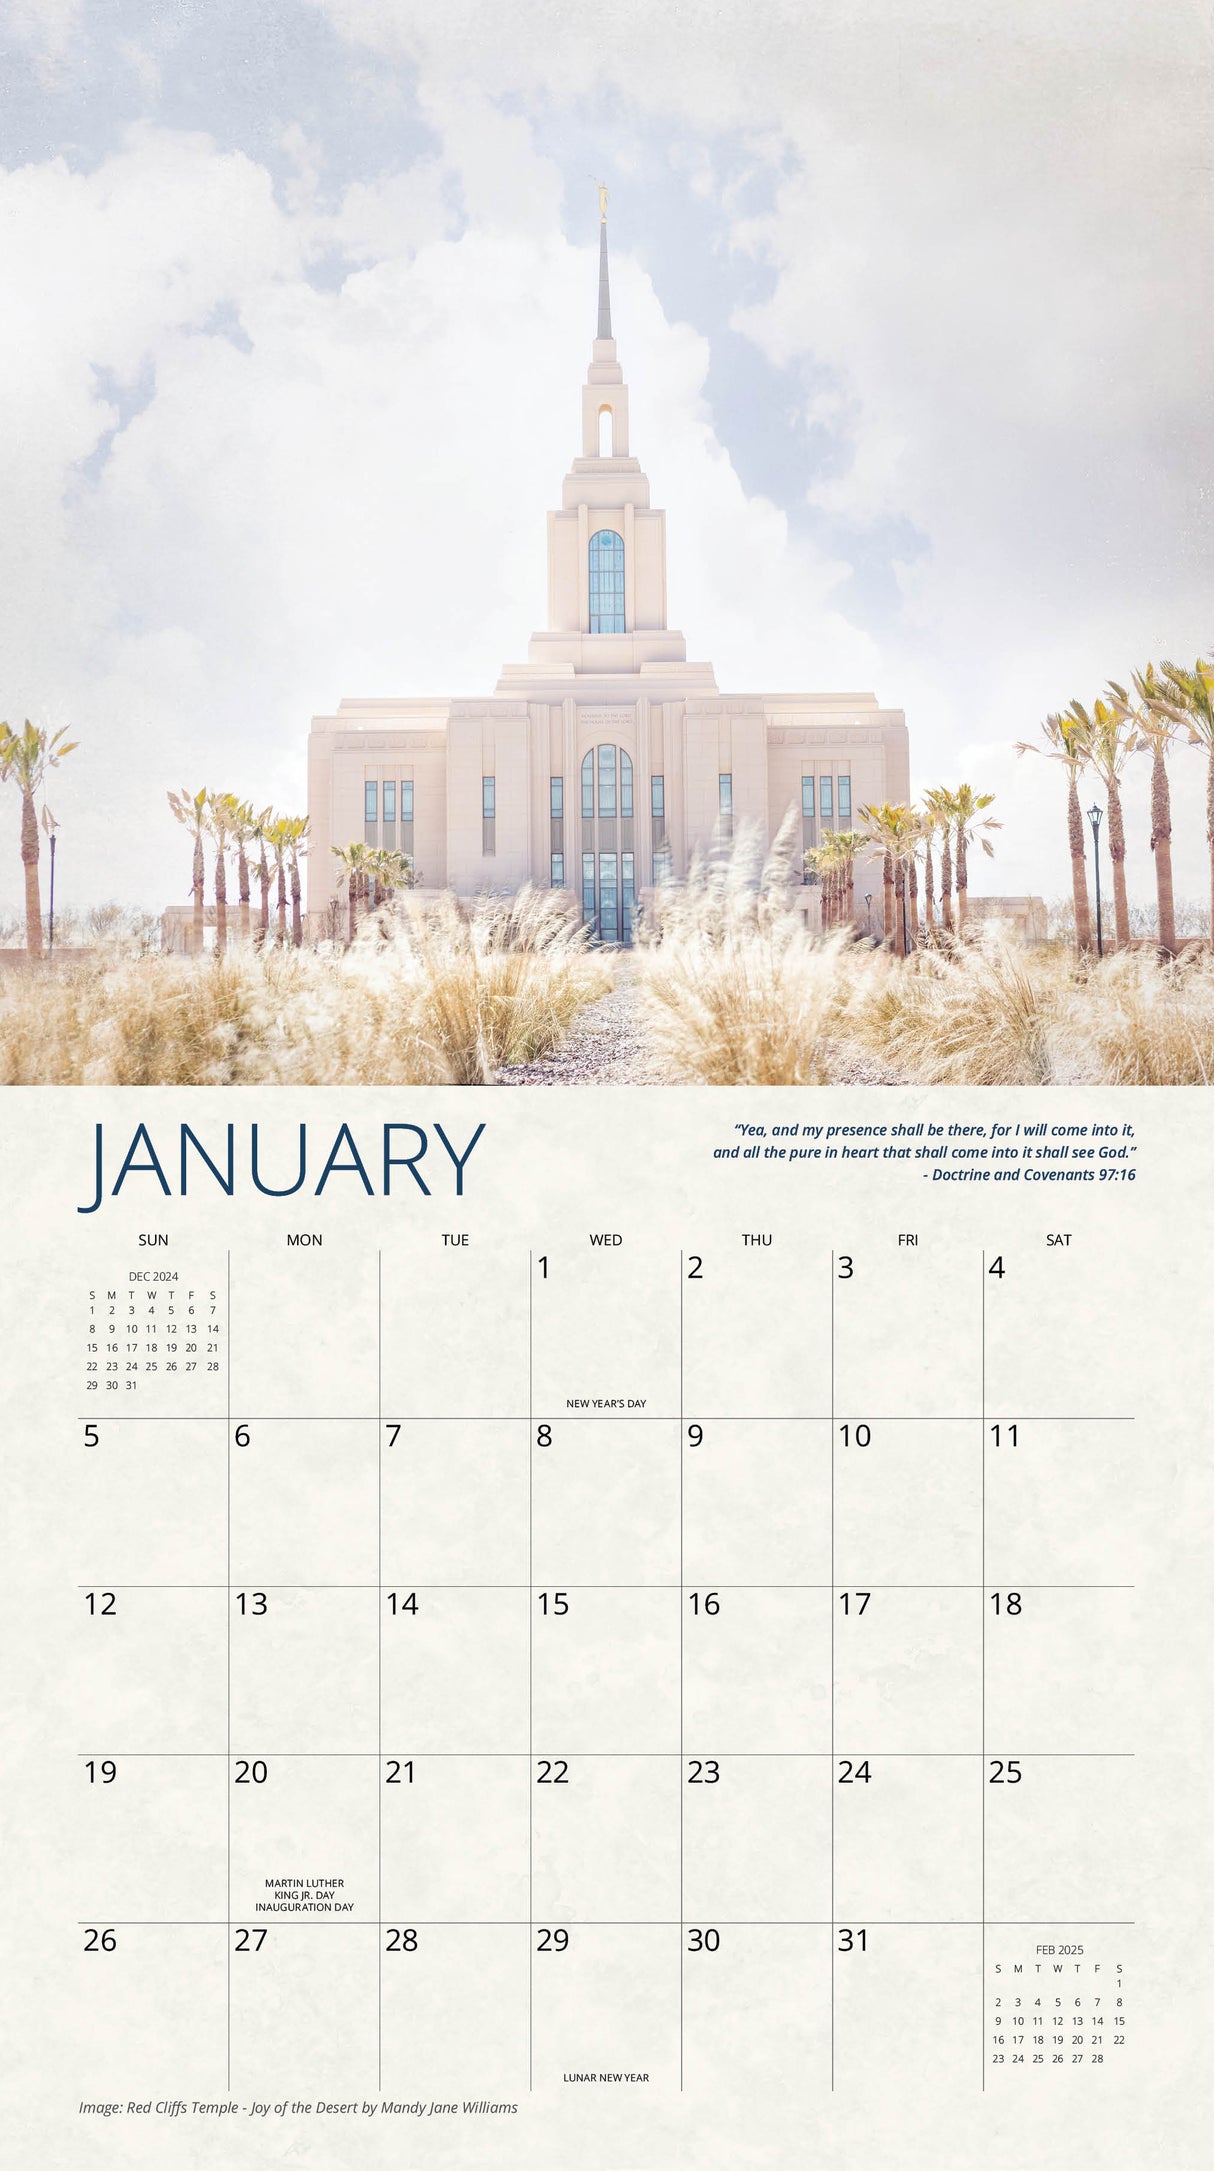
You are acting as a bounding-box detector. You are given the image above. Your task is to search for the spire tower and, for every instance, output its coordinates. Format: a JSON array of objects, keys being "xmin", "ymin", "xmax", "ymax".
[{"xmin": 597, "ymin": 212, "xmax": 612, "ymax": 339}]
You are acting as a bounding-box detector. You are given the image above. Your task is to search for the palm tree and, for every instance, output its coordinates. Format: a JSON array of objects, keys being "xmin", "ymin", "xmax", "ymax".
[
  {"xmin": 859, "ymin": 803, "xmax": 918, "ymax": 952},
  {"xmin": 0, "ymin": 721, "xmax": 78, "ymax": 957},
  {"xmin": 250, "ymin": 805, "xmax": 274, "ymax": 945},
  {"xmin": 1068, "ymin": 696, "xmax": 1135, "ymax": 948},
  {"xmin": 815, "ymin": 828, "xmax": 866, "ymax": 931},
  {"xmin": 265, "ymin": 817, "xmax": 292, "ymax": 944},
  {"xmin": 331, "ymin": 841, "xmax": 372, "ymax": 944},
  {"xmin": 925, "ymin": 787, "xmax": 957, "ymax": 932},
  {"xmin": 167, "ymin": 787, "xmax": 210, "ymax": 955},
  {"xmin": 858, "ymin": 802, "xmax": 897, "ymax": 945},
  {"xmin": 1161, "ymin": 657, "xmax": 1214, "ymax": 945},
  {"xmin": 1109, "ymin": 668, "xmax": 1178, "ymax": 956},
  {"xmin": 204, "ymin": 792, "xmax": 234, "ymax": 955},
  {"xmin": 949, "ymin": 784, "xmax": 1000, "ymax": 933},
  {"xmin": 284, "ymin": 815, "xmax": 309, "ymax": 947},
  {"xmin": 1015, "ymin": 713, "xmax": 1093, "ymax": 953},
  {"xmin": 226, "ymin": 797, "xmax": 256, "ymax": 945}
]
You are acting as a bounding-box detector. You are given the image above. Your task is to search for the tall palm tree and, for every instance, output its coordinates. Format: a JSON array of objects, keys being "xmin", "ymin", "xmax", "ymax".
[
  {"xmin": 167, "ymin": 787, "xmax": 210, "ymax": 955},
  {"xmin": 1068, "ymin": 696, "xmax": 1135, "ymax": 948},
  {"xmin": 1109, "ymin": 668, "xmax": 1178, "ymax": 956},
  {"xmin": 1161, "ymin": 657, "xmax": 1214, "ymax": 945},
  {"xmin": 250, "ymin": 805, "xmax": 274, "ymax": 945},
  {"xmin": 331, "ymin": 841, "xmax": 371, "ymax": 944},
  {"xmin": 205, "ymin": 792, "xmax": 233, "ymax": 956},
  {"xmin": 918, "ymin": 799, "xmax": 940, "ymax": 932},
  {"xmin": 858, "ymin": 802, "xmax": 897, "ymax": 945},
  {"xmin": 949, "ymin": 784, "xmax": 1000, "ymax": 933},
  {"xmin": 284, "ymin": 815, "xmax": 310, "ymax": 947},
  {"xmin": 0, "ymin": 721, "xmax": 78, "ymax": 957},
  {"xmin": 227, "ymin": 797, "xmax": 256, "ymax": 945},
  {"xmin": 821, "ymin": 828, "xmax": 866, "ymax": 931},
  {"xmin": 859, "ymin": 803, "xmax": 918, "ymax": 953},
  {"xmin": 925, "ymin": 787, "xmax": 957, "ymax": 932},
  {"xmin": 266, "ymin": 817, "xmax": 292, "ymax": 944},
  {"xmin": 1015, "ymin": 713, "xmax": 1093, "ymax": 953}
]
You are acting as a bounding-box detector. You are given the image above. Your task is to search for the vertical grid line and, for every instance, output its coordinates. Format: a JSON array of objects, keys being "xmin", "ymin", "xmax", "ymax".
[
  {"xmin": 829, "ymin": 1250, "xmax": 835, "ymax": 2092},
  {"xmin": 679, "ymin": 1251, "xmax": 685, "ymax": 2093},
  {"xmin": 980, "ymin": 1251, "xmax": 987, "ymax": 2093},
  {"xmin": 225, "ymin": 1249, "xmax": 231, "ymax": 2095},
  {"xmin": 377, "ymin": 1250, "xmax": 383, "ymax": 2095},
  {"xmin": 528, "ymin": 1251, "xmax": 534, "ymax": 2094}
]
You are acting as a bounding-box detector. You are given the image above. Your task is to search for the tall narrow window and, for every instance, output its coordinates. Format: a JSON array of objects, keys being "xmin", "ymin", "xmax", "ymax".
[
  {"xmin": 719, "ymin": 774, "xmax": 733, "ymax": 837},
  {"xmin": 598, "ymin": 405, "xmax": 613, "ymax": 456},
  {"xmin": 838, "ymin": 775, "xmax": 851, "ymax": 819},
  {"xmin": 598, "ymin": 743, "xmax": 617, "ymax": 819},
  {"xmin": 651, "ymin": 775, "xmax": 665, "ymax": 821},
  {"xmin": 622, "ymin": 851, "xmax": 635, "ymax": 944},
  {"xmin": 801, "ymin": 775, "xmax": 815, "ymax": 820},
  {"xmin": 582, "ymin": 751, "xmax": 595, "ymax": 821},
  {"xmin": 382, "ymin": 779, "xmax": 396, "ymax": 824},
  {"xmin": 550, "ymin": 776, "xmax": 563, "ymax": 820},
  {"xmin": 551, "ymin": 852, "xmax": 565, "ymax": 889},
  {"xmin": 582, "ymin": 851, "xmax": 596, "ymax": 926},
  {"xmin": 820, "ymin": 775, "xmax": 833, "ymax": 822},
  {"xmin": 482, "ymin": 776, "xmax": 495, "ymax": 821},
  {"xmin": 364, "ymin": 780, "xmax": 378, "ymax": 823},
  {"xmin": 599, "ymin": 852, "xmax": 619, "ymax": 944},
  {"xmin": 400, "ymin": 780, "xmax": 414, "ymax": 822},
  {"xmin": 588, "ymin": 528, "xmax": 625, "ymax": 634},
  {"xmin": 620, "ymin": 750, "xmax": 633, "ymax": 820}
]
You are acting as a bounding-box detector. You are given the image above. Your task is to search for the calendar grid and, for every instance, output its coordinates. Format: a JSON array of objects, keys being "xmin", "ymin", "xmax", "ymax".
[
  {"xmin": 829, "ymin": 1249, "xmax": 836, "ymax": 2094},
  {"xmin": 224, "ymin": 1249, "xmax": 231, "ymax": 2097},
  {"xmin": 527, "ymin": 1250, "xmax": 534, "ymax": 2094},
  {"xmin": 981, "ymin": 1251, "xmax": 987, "ymax": 2094},
  {"xmin": 376, "ymin": 1249, "xmax": 383, "ymax": 2095},
  {"xmin": 678, "ymin": 1253, "xmax": 684, "ymax": 2092}
]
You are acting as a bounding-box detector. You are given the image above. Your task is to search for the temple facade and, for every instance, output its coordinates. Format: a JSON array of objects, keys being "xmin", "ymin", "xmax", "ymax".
[{"xmin": 307, "ymin": 209, "xmax": 909, "ymax": 941}]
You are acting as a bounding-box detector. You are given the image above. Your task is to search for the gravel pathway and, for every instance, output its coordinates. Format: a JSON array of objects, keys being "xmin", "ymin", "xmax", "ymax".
[{"xmin": 496, "ymin": 970, "xmax": 673, "ymax": 1085}]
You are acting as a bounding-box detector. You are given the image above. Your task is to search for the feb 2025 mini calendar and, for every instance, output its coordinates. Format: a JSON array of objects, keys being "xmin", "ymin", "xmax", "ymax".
[{"xmin": 3, "ymin": 1087, "xmax": 1212, "ymax": 2171}]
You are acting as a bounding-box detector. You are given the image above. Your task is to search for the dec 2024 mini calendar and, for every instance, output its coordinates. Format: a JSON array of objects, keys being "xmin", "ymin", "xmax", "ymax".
[{"xmin": 3, "ymin": 1085, "xmax": 1211, "ymax": 2171}]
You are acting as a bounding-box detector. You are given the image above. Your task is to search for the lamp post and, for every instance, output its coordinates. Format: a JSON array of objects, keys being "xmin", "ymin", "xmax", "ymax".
[
  {"xmin": 1087, "ymin": 804, "xmax": 1104, "ymax": 959},
  {"xmin": 864, "ymin": 893, "xmax": 873, "ymax": 938}
]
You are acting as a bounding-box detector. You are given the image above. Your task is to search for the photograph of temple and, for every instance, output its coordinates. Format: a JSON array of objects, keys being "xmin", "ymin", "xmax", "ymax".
[{"xmin": 307, "ymin": 201, "xmax": 909, "ymax": 941}]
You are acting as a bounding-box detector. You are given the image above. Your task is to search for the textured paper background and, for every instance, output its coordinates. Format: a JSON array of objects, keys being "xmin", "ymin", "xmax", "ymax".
[{"xmin": 2, "ymin": 1082, "xmax": 1211, "ymax": 2169}]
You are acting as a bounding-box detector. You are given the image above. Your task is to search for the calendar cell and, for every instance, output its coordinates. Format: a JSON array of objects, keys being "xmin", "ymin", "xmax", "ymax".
[
  {"xmin": 74, "ymin": 1586, "xmax": 225, "ymax": 1753},
  {"xmin": 230, "ymin": 1587, "xmax": 377, "ymax": 1753},
  {"xmin": 984, "ymin": 1586, "xmax": 1137, "ymax": 1752},
  {"xmin": 530, "ymin": 1924, "xmax": 680, "ymax": 2087},
  {"xmin": 230, "ymin": 1419, "xmax": 377, "ymax": 1586},
  {"xmin": 681, "ymin": 1755, "xmax": 831, "ymax": 1923},
  {"xmin": 228, "ymin": 1752, "xmax": 378, "ymax": 1922},
  {"xmin": 531, "ymin": 1754, "xmax": 678, "ymax": 1922},
  {"xmin": 380, "ymin": 1925, "xmax": 529, "ymax": 2092},
  {"xmin": 381, "ymin": 1419, "xmax": 529, "ymax": 1583},
  {"xmin": 73, "ymin": 1419, "xmax": 226, "ymax": 1585},
  {"xmin": 833, "ymin": 1755, "xmax": 983, "ymax": 1923},
  {"xmin": 72, "ymin": 1927, "xmax": 227, "ymax": 2096},
  {"xmin": 683, "ymin": 1926, "xmax": 831, "ymax": 2094},
  {"xmin": 531, "ymin": 1420, "xmax": 680, "ymax": 1585},
  {"xmin": 380, "ymin": 1755, "xmax": 529, "ymax": 1922},
  {"xmin": 380, "ymin": 1586, "xmax": 529, "ymax": 1754},
  {"xmin": 683, "ymin": 1420, "xmax": 830, "ymax": 1586},
  {"xmin": 983, "ymin": 1248, "xmax": 1124, "ymax": 1417},
  {"xmin": 832, "ymin": 1239, "xmax": 980, "ymax": 1419},
  {"xmin": 529, "ymin": 1242, "xmax": 679, "ymax": 1413},
  {"xmin": 985, "ymin": 1759, "xmax": 1137, "ymax": 1922},
  {"xmin": 229, "ymin": 1243, "xmax": 377, "ymax": 1418},
  {"xmin": 74, "ymin": 1753, "xmax": 226, "ymax": 1922},
  {"xmin": 227, "ymin": 1922, "xmax": 378, "ymax": 2093},
  {"xmin": 681, "ymin": 1239, "xmax": 830, "ymax": 1416},
  {"xmin": 682, "ymin": 1587, "xmax": 831, "ymax": 1754},
  {"xmin": 985, "ymin": 1421, "xmax": 1139, "ymax": 1584},
  {"xmin": 832, "ymin": 1587, "xmax": 981, "ymax": 1754},
  {"xmin": 531, "ymin": 1587, "xmax": 679, "ymax": 1755},
  {"xmin": 834, "ymin": 1419, "xmax": 980, "ymax": 1585},
  {"xmin": 833, "ymin": 1925, "xmax": 977, "ymax": 2093},
  {"xmin": 381, "ymin": 1242, "xmax": 529, "ymax": 1417}
]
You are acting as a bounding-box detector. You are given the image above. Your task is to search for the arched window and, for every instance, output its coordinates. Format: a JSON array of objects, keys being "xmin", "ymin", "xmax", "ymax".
[
  {"xmin": 589, "ymin": 528, "xmax": 625, "ymax": 634},
  {"xmin": 598, "ymin": 405, "xmax": 613, "ymax": 456},
  {"xmin": 620, "ymin": 750, "xmax": 633, "ymax": 820},
  {"xmin": 581, "ymin": 750, "xmax": 595, "ymax": 821}
]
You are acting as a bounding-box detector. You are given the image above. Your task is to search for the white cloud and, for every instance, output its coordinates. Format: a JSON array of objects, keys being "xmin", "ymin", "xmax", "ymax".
[{"xmin": 2, "ymin": 0, "xmax": 85, "ymax": 87}]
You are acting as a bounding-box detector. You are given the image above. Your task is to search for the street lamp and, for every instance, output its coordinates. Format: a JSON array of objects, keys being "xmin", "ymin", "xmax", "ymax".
[
  {"xmin": 864, "ymin": 893, "xmax": 873, "ymax": 938},
  {"xmin": 1087, "ymin": 803, "xmax": 1104, "ymax": 959}
]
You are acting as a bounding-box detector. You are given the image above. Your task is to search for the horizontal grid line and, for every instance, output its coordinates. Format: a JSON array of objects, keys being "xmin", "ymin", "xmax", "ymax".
[
  {"xmin": 76, "ymin": 1749, "xmax": 1136, "ymax": 1760},
  {"xmin": 75, "ymin": 1581, "xmax": 1137, "ymax": 1591},
  {"xmin": 75, "ymin": 1414, "xmax": 1138, "ymax": 1424},
  {"xmin": 76, "ymin": 1918, "xmax": 1137, "ymax": 1929}
]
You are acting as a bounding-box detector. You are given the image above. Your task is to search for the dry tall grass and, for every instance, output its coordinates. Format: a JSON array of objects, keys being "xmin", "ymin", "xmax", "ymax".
[
  {"xmin": 0, "ymin": 889, "xmax": 610, "ymax": 1085},
  {"xmin": 637, "ymin": 833, "xmax": 1214, "ymax": 1085}
]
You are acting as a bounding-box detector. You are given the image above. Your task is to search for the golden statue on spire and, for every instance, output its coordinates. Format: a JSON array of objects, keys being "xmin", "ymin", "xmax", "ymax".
[{"xmin": 595, "ymin": 179, "xmax": 609, "ymax": 223}]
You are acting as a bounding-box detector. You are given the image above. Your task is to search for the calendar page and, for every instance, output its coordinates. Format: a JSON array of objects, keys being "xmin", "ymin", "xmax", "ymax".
[{"xmin": 2, "ymin": 1083, "xmax": 1211, "ymax": 2170}]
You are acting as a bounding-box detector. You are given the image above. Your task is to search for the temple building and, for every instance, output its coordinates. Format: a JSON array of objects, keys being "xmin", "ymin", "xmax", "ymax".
[{"xmin": 306, "ymin": 203, "xmax": 909, "ymax": 941}]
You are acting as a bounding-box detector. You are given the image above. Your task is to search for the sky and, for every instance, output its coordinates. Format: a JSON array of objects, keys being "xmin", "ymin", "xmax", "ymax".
[{"xmin": 0, "ymin": 0, "xmax": 1210, "ymax": 919}]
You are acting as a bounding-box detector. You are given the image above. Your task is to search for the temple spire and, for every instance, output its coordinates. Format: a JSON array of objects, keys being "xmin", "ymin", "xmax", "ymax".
[{"xmin": 595, "ymin": 181, "xmax": 612, "ymax": 339}]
